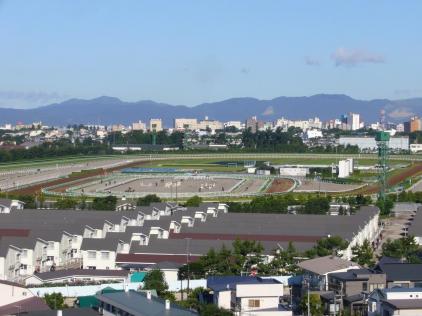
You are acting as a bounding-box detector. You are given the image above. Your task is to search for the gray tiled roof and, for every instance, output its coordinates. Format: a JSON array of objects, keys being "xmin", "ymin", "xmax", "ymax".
[
  {"xmin": 408, "ymin": 206, "xmax": 422, "ymax": 236},
  {"xmin": 0, "ymin": 198, "xmax": 12, "ymax": 208},
  {"xmin": 130, "ymin": 237, "xmax": 315, "ymax": 255},
  {"xmin": 80, "ymin": 236, "xmax": 122, "ymax": 251},
  {"xmin": 180, "ymin": 206, "xmax": 379, "ymax": 241},
  {"xmin": 297, "ymin": 255, "xmax": 360, "ymax": 275},
  {"xmin": 378, "ymin": 263, "xmax": 422, "ymax": 282},
  {"xmin": 31, "ymin": 268, "xmax": 128, "ymax": 281}
]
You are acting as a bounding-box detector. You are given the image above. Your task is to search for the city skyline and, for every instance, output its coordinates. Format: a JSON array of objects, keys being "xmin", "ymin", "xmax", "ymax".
[{"xmin": 0, "ymin": 1, "xmax": 422, "ymax": 108}]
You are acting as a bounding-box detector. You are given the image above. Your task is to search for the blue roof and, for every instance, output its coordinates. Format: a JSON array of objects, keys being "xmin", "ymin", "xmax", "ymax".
[
  {"xmin": 96, "ymin": 290, "xmax": 196, "ymax": 316},
  {"xmin": 207, "ymin": 276, "xmax": 281, "ymax": 292}
]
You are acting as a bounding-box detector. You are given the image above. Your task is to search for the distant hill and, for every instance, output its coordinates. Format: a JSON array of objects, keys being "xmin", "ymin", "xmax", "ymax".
[{"xmin": 0, "ymin": 94, "xmax": 421, "ymax": 126}]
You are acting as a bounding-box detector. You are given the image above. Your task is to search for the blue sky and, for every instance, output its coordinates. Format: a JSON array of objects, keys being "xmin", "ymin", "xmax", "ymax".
[{"xmin": 0, "ymin": 0, "xmax": 421, "ymax": 108}]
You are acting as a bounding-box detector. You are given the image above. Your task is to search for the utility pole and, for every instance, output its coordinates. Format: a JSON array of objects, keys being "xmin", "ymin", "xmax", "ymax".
[
  {"xmin": 186, "ymin": 238, "xmax": 191, "ymax": 296},
  {"xmin": 307, "ymin": 280, "xmax": 310, "ymax": 316}
]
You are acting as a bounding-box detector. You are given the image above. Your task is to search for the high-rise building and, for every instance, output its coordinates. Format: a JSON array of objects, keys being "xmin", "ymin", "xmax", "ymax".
[
  {"xmin": 149, "ymin": 118, "xmax": 163, "ymax": 132},
  {"xmin": 245, "ymin": 116, "xmax": 264, "ymax": 133},
  {"xmin": 410, "ymin": 116, "xmax": 421, "ymax": 132},
  {"xmin": 348, "ymin": 113, "xmax": 360, "ymax": 131}
]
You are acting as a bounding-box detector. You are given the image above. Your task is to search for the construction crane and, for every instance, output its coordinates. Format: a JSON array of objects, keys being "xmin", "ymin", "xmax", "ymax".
[{"xmin": 375, "ymin": 131, "xmax": 390, "ymax": 202}]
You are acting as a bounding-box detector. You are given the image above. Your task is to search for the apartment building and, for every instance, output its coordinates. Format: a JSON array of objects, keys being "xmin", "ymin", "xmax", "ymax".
[
  {"xmin": 131, "ymin": 120, "xmax": 146, "ymax": 131},
  {"xmin": 174, "ymin": 118, "xmax": 198, "ymax": 130},
  {"xmin": 0, "ymin": 200, "xmax": 379, "ymax": 286},
  {"xmin": 149, "ymin": 118, "xmax": 163, "ymax": 132},
  {"xmin": 197, "ymin": 116, "xmax": 223, "ymax": 130}
]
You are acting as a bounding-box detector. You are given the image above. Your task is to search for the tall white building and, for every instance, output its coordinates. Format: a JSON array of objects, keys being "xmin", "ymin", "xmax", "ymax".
[{"xmin": 349, "ymin": 113, "xmax": 361, "ymax": 130}]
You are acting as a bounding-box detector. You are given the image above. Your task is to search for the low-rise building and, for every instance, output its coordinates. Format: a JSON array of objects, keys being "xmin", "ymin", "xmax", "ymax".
[
  {"xmin": 24, "ymin": 269, "xmax": 129, "ymax": 286},
  {"xmin": 322, "ymin": 268, "xmax": 386, "ymax": 315},
  {"xmin": 96, "ymin": 289, "xmax": 197, "ymax": 315},
  {"xmin": 375, "ymin": 258, "xmax": 422, "ymax": 288},
  {"xmin": 368, "ymin": 288, "xmax": 422, "ymax": 316},
  {"xmin": 297, "ymin": 256, "xmax": 361, "ymax": 291},
  {"xmin": 207, "ymin": 276, "xmax": 291, "ymax": 315},
  {"xmin": 0, "ymin": 280, "xmax": 49, "ymax": 315}
]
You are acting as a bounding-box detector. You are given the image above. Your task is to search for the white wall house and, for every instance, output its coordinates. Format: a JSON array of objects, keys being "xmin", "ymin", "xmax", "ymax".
[
  {"xmin": 19, "ymin": 239, "xmax": 50, "ymax": 276},
  {"xmin": 59, "ymin": 232, "xmax": 83, "ymax": 267},
  {"xmin": 0, "ymin": 199, "xmax": 25, "ymax": 213},
  {"xmin": 0, "ymin": 246, "xmax": 22, "ymax": 281},
  {"xmin": 208, "ymin": 277, "xmax": 292, "ymax": 316},
  {"xmin": 343, "ymin": 210, "xmax": 379, "ymax": 260},
  {"xmin": 0, "ymin": 280, "xmax": 35, "ymax": 307},
  {"xmin": 368, "ymin": 288, "xmax": 422, "ymax": 316}
]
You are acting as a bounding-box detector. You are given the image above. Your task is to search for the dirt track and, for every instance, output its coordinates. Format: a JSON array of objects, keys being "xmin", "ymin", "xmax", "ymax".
[
  {"xmin": 266, "ymin": 178, "xmax": 295, "ymax": 193},
  {"xmin": 9, "ymin": 160, "xmax": 146, "ymax": 195},
  {"xmin": 359, "ymin": 162, "xmax": 422, "ymax": 194}
]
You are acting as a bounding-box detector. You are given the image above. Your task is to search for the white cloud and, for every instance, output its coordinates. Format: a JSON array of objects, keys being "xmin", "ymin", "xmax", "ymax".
[
  {"xmin": 331, "ymin": 48, "xmax": 384, "ymax": 66},
  {"xmin": 305, "ymin": 56, "xmax": 320, "ymax": 66},
  {"xmin": 0, "ymin": 90, "xmax": 66, "ymax": 108}
]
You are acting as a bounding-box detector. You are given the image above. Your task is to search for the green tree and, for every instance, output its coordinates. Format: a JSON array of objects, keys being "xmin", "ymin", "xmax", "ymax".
[
  {"xmin": 376, "ymin": 197, "xmax": 394, "ymax": 216},
  {"xmin": 44, "ymin": 292, "xmax": 66, "ymax": 309},
  {"xmin": 264, "ymin": 242, "xmax": 300, "ymax": 275},
  {"xmin": 185, "ymin": 195, "xmax": 203, "ymax": 207},
  {"xmin": 382, "ymin": 236, "xmax": 421, "ymax": 263},
  {"xmin": 136, "ymin": 194, "xmax": 161, "ymax": 206},
  {"xmin": 55, "ymin": 197, "xmax": 78, "ymax": 209},
  {"xmin": 91, "ymin": 195, "xmax": 117, "ymax": 210},
  {"xmin": 300, "ymin": 293, "xmax": 324, "ymax": 316},
  {"xmin": 351, "ymin": 239, "xmax": 375, "ymax": 267},
  {"xmin": 232, "ymin": 239, "xmax": 264, "ymax": 274},
  {"xmin": 306, "ymin": 236, "xmax": 349, "ymax": 258},
  {"xmin": 198, "ymin": 304, "xmax": 233, "ymax": 316},
  {"xmin": 143, "ymin": 269, "xmax": 168, "ymax": 296}
]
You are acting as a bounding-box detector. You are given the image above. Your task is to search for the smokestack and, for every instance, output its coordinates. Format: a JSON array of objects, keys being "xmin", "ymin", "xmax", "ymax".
[
  {"xmin": 147, "ymin": 290, "xmax": 152, "ymax": 300},
  {"xmin": 165, "ymin": 299, "xmax": 170, "ymax": 310}
]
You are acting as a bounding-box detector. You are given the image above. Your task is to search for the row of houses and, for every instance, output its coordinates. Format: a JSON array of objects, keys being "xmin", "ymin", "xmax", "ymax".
[{"xmin": 0, "ymin": 199, "xmax": 381, "ymax": 287}]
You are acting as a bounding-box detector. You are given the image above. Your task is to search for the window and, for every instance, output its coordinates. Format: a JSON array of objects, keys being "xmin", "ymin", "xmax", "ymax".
[
  {"xmin": 21, "ymin": 250, "xmax": 28, "ymax": 258},
  {"xmin": 101, "ymin": 251, "xmax": 110, "ymax": 260},
  {"xmin": 362, "ymin": 282, "xmax": 368, "ymax": 292},
  {"xmin": 87, "ymin": 251, "xmax": 96, "ymax": 259},
  {"xmin": 87, "ymin": 266, "xmax": 96, "ymax": 270},
  {"xmin": 248, "ymin": 300, "xmax": 260, "ymax": 308}
]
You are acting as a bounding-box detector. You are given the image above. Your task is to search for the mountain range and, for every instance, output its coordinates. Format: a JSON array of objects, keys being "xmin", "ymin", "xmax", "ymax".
[{"xmin": 0, "ymin": 94, "xmax": 421, "ymax": 127}]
